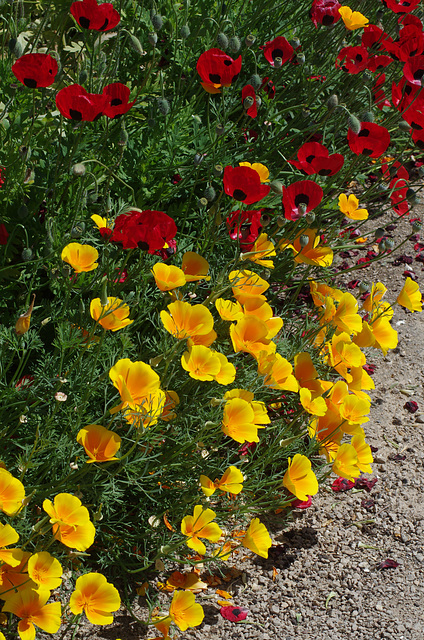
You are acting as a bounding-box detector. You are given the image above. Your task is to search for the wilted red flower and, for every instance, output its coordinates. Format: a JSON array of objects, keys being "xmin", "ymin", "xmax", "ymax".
[
  {"xmin": 260, "ymin": 37, "xmax": 293, "ymax": 67},
  {"xmin": 379, "ymin": 558, "xmax": 399, "ymax": 569},
  {"xmin": 261, "ymin": 77, "xmax": 275, "ymax": 99},
  {"xmin": 226, "ymin": 210, "xmax": 262, "ymax": 250},
  {"xmin": 347, "ymin": 122, "xmax": 390, "ymax": 158},
  {"xmin": 355, "ymin": 476, "xmax": 378, "ymax": 491},
  {"xmin": 223, "ymin": 166, "xmax": 270, "ymax": 205},
  {"xmin": 12, "ymin": 53, "xmax": 58, "ymax": 88},
  {"xmin": 70, "ymin": 0, "xmax": 121, "ymax": 31},
  {"xmin": 0, "ymin": 223, "xmax": 8, "ymax": 245},
  {"xmin": 102, "ymin": 83, "xmax": 135, "ymax": 118},
  {"xmin": 310, "ymin": 0, "xmax": 341, "ymax": 27},
  {"xmin": 289, "ymin": 141, "xmax": 344, "ymax": 176},
  {"xmin": 291, "ymin": 495, "xmax": 312, "ymax": 509},
  {"xmin": 242, "ymin": 85, "xmax": 257, "ymax": 118},
  {"xmin": 196, "ymin": 48, "xmax": 242, "ymax": 93},
  {"xmin": 282, "ymin": 180, "xmax": 323, "ymax": 221},
  {"xmin": 404, "ymin": 400, "xmax": 419, "ymax": 413},
  {"xmin": 110, "ymin": 209, "xmax": 177, "ymax": 251},
  {"xmin": 56, "ymin": 84, "xmax": 109, "ymax": 121},
  {"xmin": 382, "ymin": 0, "xmax": 420, "ymax": 13},
  {"xmin": 336, "ymin": 46, "xmax": 368, "ymax": 74},
  {"xmin": 220, "ymin": 606, "xmax": 249, "ymax": 622},
  {"xmin": 331, "ymin": 477, "xmax": 355, "ymax": 492}
]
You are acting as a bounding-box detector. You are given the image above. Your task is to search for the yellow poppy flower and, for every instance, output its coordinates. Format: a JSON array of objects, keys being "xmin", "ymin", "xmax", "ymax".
[
  {"xmin": 2, "ymin": 588, "xmax": 61, "ymax": 640},
  {"xmin": 200, "ymin": 466, "xmax": 244, "ymax": 497},
  {"xmin": 181, "ymin": 345, "xmax": 221, "ymax": 381},
  {"xmin": 69, "ymin": 573, "xmax": 121, "ymax": 625},
  {"xmin": 181, "ymin": 505, "xmax": 222, "ymax": 555},
  {"xmin": 283, "ymin": 454, "xmax": 319, "ymax": 501},
  {"xmin": 61, "ymin": 242, "xmax": 99, "ymax": 272},
  {"xmin": 351, "ymin": 435, "xmax": 373, "ymax": 474},
  {"xmin": 0, "ymin": 523, "xmax": 22, "ymax": 568},
  {"xmin": 215, "ymin": 299, "xmax": 244, "ymax": 322},
  {"xmin": 160, "ymin": 300, "xmax": 214, "ymax": 339},
  {"xmin": 28, "ymin": 552, "xmax": 63, "ymax": 590},
  {"xmin": 42, "ymin": 493, "xmax": 95, "ymax": 551},
  {"xmin": 181, "ymin": 252, "xmax": 211, "ymax": 281},
  {"xmin": 243, "ymin": 233, "xmax": 276, "ymax": 269},
  {"xmin": 239, "ymin": 162, "xmax": 270, "ymax": 182},
  {"xmin": 338, "ymin": 193, "xmax": 368, "ymax": 220},
  {"xmin": 90, "ymin": 297, "xmax": 133, "ymax": 331},
  {"xmin": 77, "ymin": 424, "xmax": 121, "ymax": 463},
  {"xmin": 339, "ymin": 6, "xmax": 369, "ymax": 30},
  {"xmin": 0, "ymin": 469, "xmax": 25, "ymax": 516},
  {"xmin": 242, "ymin": 518, "xmax": 272, "ymax": 558},
  {"xmin": 397, "ymin": 277, "xmax": 422, "ymax": 312},
  {"xmin": 152, "ymin": 263, "xmax": 186, "ymax": 291},
  {"xmin": 299, "ymin": 387, "xmax": 327, "ymax": 417},
  {"xmin": 169, "ymin": 590, "xmax": 204, "ymax": 630}
]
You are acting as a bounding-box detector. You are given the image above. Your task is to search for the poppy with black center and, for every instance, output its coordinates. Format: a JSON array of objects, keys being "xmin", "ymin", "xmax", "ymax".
[
  {"xmin": 382, "ymin": 0, "xmax": 420, "ymax": 13},
  {"xmin": 390, "ymin": 178, "xmax": 409, "ymax": 216},
  {"xmin": 367, "ymin": 54, "xmax": 392, "ymax": 72},
  {"xmin": 309, "ymin": 0, "xmax": 342, "ymax": 27},
  {"xmin": 391, "ymin": 77, "xmax": 424, "ymax": 111},
  {"xmin": 102, "ymin": 83, "xmax": 135, "ymax": 119},
  {"xmin": 223, "ymin": 166, "xmax": 270, "ymax": 205},
  {"xmin": 12, "ymin": 53, "xmax": 58, "ymax": 89},
  {"xmin": 347, "ymin": 122, "xmax": 390, "ymax": 158},
  {"xmin": 260, "ymin": 77, "xmax": 275, "ymax": 99},
  {"xmin": 361, "ymin": 25, "xmax": 393, "ymax": 52},
  {"xmin": 110, "ymin": 210, "xmax": 177, "ymax": 251},
  {"xmin": 403, "ymin": 54, "xmax": 424, "ymax": 86},
  {"xmin": 260, "ymin": 37, "xmax": 294, "ymax": 67},
  {"xmin": 412, "ymin": 128, "xmax": 424, "ymax": 149},
  {"xmin": 196, "ymin": 48, "xmax": 242, "ymax": 93},
  {"xmin": 226, "ymin": 210, "xmax": 263, "ymax": 251},
  {"xmin": 289, "ymin": 141, "xmax": 344, "ymax": 176},
  {"xmin": 241, "ymin": 84, "xmax": 257, "ymax": 118},
  {"xmin": 282, "ymin": 180, "xmax": 323, "ymax": 221},
  {"xmin": 56, "ymin": 84, "xmax": 110, "ymax": 121},
  {"xmin": 335, "ymin": 46, "xmax": 368, "ymax": 74},
  {"xmin": 70, "ymin": 0, "xmax": 120, "ymax": 31},
  {"xmin": 394, "ymin": 25, "xmax": 424, "ymax": 62},
  {"xmin": 402, "ymin": 103, "xmax": 424, "ymax": 130}
]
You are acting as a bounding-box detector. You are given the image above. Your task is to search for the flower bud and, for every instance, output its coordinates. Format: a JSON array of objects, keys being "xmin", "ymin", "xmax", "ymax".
[
  {"xmin": 180, "ymin": 24, "xmax": 190, "ymax": 38},
  {"xmin": 9, "ymin": 37, "xmax": 23, "ymax": 58},
  {"xmin": 327, "ymin": 94, "xmax": 339, "ymax": 110},
  {"xmin": 255, "ymin": 96, "xmax": 262, "ymax": 108},
  {"xmin": 216, "ymin": 32, "xmax": 228, "ymax": 50},
  {"xmin": 149, "ymin": 354, "xmax": 163, "ymax": 367},
  {"xmin": 296, "ymin": 53, "xmax": 305, "ymax": 65},
  {"xmin": 214, "ymin": 164, "xmax": 223, "ymax": 177},
  {"xmin": 157, "ymin": 98, "xmax": 170, "ymax": 115},
  {"xmin": 17, "ymin": 204, "xmax": 29, "ymax": 220},
  {"xmin": 348, "ymin": 115, "xmax": 361, "ymax": 135},
  {"xmin": 276, "ymin": 216, "xmax": 285, "ymax": 227},
  {"xmin": 215, "ymin": 123, "xmax": 225, "ymax": 136},
  {"xmin": 198, "ymin": 197, "xmax": 208, "ymax": 208},
  {"xmin": 412, "ymin": 220, "xmax": 422, "ymax": 232},
  {"xmin": 118, "ymin": 124, "xmax": 129, "ymax": 146},
  {"xmin": 210, "ymin": 397, "xmax": 223, "ymax": 407},
  {"xmin": 249, "ymin": 74, "xmax": 262, "ymax": 91},
  {"xmin": 21, "ymin": 248, "xmax": 33, "ymax": 262},
  {"xmin": 374, "ymin": 227, "xmax": 385, "ymax": 239},
  {"xmin": 245, "ymin": 34, "xmax": 256, "ymax": 47},
  {"xmin": 62, "ymin": 264, "xmax": 72, "ymax": 277},
  {"xmin": 299, "ymin": 234, "xmax": 309, "ymax": 248},
  {"xmin": 269, "ymin": 180, "xmax": 283, "ymax": 194},
  {"xmin": 194, "ymin": 153, "xmax": 204, "ymax": 166},
  {"xmin": 385, "ymin": 238, "xmax": 395, "ymax": 250},
  {"xmin": 305, "ymin": 212, "xmax": 315, "ymax": 224},
  {"xmin": 289, "ymin": 38, "xmax": 301, "ymax": 48},
  {"xmin": 298, "ymin": 202, "xmax": 308, "ymax": 216},
  {"xmin": 148, "ymin": 32, "xmax": 158, "ymax": 47},
  {"xmin": 151, "ymin": 14, "xmax": 163, "ymax": 31},
  {"xmin": 362, "ymin": 111, "xmax": 374, "ymax": 123},
  {"xmin": 228, "ymin": 36, "xmax": 241, "ymax": 53},
  {"xmin": 243, "ymin": 96, "xmax": 254, "ymax": 110},
  {"xmin": 407, "ymin": 188, "xmax": 420, "ymax": 205},
  {"xmin": 72, "ymin": 163, "xmax": 86, "ymax": 177},
  {"xmin": 358, "ymin": 281, "xmax": 369, "ymax": 294},
  {"xmin": 78, "ymin": 69, "xmax": 88, "ymax": 84},
  {"xmin": 204, "ymin": 186, "xmax": 216, "ymax": 202},
  {"xmin": 129, "ymin": 34, "xmax": 144, "ymax": 55},
  {"xmin": 399, "ymin": 120, "xmax": 411, "ymax": 132},
  {"xmin": 71, "ymin": 223, "xmax": 85, "ymax": 239},
  {"xmin": 274, "ymin": 57, "xmax": 283, "ymax": 68}
]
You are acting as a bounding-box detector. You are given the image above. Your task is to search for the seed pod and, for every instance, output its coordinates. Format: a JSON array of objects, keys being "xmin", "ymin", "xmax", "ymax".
[
  {"xmin": 269, "ymin": 180, "xmax": 283, "ymax": 195},
  {"xmin": 215, "ymin": 123, "xmax": 225, "ymax": 136},
  {"xmin": 78, "ymin": 69, "xmax": 88, "ymax": 84},
  {"xmin": 374, "ymin": 227, "xmax": 385, "ymax": 239},
  {"xmin": 274, "ymin": 57, "xmax": 283, "ymax": 68},
  {"xmin": 148, "ymin": 32, "xmax": 158, "ymax": 47},
  {"xmin": 71, "ymin": 224, "xmax": 85, "ymax": 239},
  {"xmin": 204, "ymin": 186, "xmax": 216, "ymax": 202},
  {"xmin": 298, "ymin": 203, "xmax": 308, "ymax": 216},
  {"xmin": 327, "ymin": 94, "xmax": 339, "ymax": 110},
  {"xmin": 296, "ymin": 53, "xmax": 305, "ymax": 65},
  {"xmin": 362, "ymin": 111, "xmax": 374, "ymax": 123},
  {"xmin": 180, "ymin": 24, "xmax": 190, "ymax": 38},
  {"xmin": 198, "ymin": 197, "xmax": 208, "ymax": 208},
  {"xmin": 249, "ymin": 74, "xmax": 262, "ymax": 91},
  {"xmin": 358, "ymin": 281, "xmax": 370, "ymax": 293},
  {"xmin": 214, "ymin": 164, "xmax": 223, "ymax": 177},
  {"xmin": 21, "ymin": 248, "xmax": 33, "ymax": 261},
  {"xmin": 152, "ymin": 14, "xmax": 163, "ymax": 31},
  {"xmin": 407, "ymin": 188, "xmax": 420, "ymax": 205},
  {"xmin": 243, "ymin": 96, "xmax": 254, "ymax": 110},
  {"xmin": 260, "ymin": 213, "xmax": 271, "ymax": 226},
  {"xmin": 9, "ymin": 37, "xmax": 23, "ymax": 58},
  {"xmin": 216, "ymin": 32, "xmax": 228, "ymax": 50},
  {"xmin": 276, "ymin": 216, "xmax": 285, "ymax": 227},
  {"xmin": 72, "ymin": 163, "xmax": 86, "ymax": 177},
  {"xmin": 255, "ymin": 96, "xmax": 262, "ymax": 108},
  {"xmin": 305, "ymin": 212, "xmax": 315, "ymax": 224},
  {"xmin": 385, "ymin": 238, "xmax": 395, "ymax": 250},
  {"xmin": 289, "ymin": 38, "xmax": 300, "ymax": 48},
  {"xmin": 194, "ymin": 153, "xmax": 204, "ymax": 166},
  {"xmin": 157, "ymin": 98, "xmax": 170, "ymax": 115},
  {"xmin": 412, "ymin": 220, "xmax": 422, "ymax": 232},
  {"xmin": 129, "ymin": 33, "xmax": 144, "ymax": 55},
  {"xmin": 299, "ymin": 234, "xmax": 309, "ymax": 247},
  {"xmin": 245, "ymin": 34, "xmax": 256, "ymax": 47},
  {"xmin": 228, "ymin": 36, "xmax": 241, "ymax": 53},
  {"xmin": 348, "ymin": 114, "xmax": 361, "ymax": 134}
]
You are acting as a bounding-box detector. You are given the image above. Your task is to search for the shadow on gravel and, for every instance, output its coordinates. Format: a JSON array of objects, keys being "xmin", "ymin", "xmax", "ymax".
[
  {"xmin": 199, "ymin": 604, "xmax": 220, "ymax": 626},
  {"xmin": 252, "ymin": 527, "xmax": 319, "ymax": 571}
]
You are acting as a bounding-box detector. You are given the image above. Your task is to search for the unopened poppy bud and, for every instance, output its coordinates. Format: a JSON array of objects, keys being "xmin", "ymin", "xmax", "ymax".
[
  {"xmin": 362, "ymin": 111, "xmax": 374, "ymax": 123},
  {"xmin": 298, "ymin": 202, "xmax": 308, "ymax": 216},
  {"xmin": 71, "ymin": 223, "xmax": 85, "ymax": 239},
  {"xmin": 62, "ymin": 264, "xmax": 71, "ymax": 277},
  {"xmin": 214, "ymin": 164, "xmax": 223, "ymax": 176},
  {"xmin": 215, "ymin": 123, "xmax": 225, "ymax": 136},
  {"xmin": 78, "ymin": 69, "xmax": 88, "ymax": 84},
  {"xmin": 17, "ymin": 204, "xmax": 29, "ymax": 220},
  {"xmin": 180, "ymin": 24, "xmax": 190, "ymax": 38},
  {"xmin": 204, "ymin": 186, "xmax": 216, "ymax": 202},
  {"xmin": 296, "ymin": 53, "xmax": 305, "ymax": 65},
  {"xmin": 385, "ymin": 238, "xmax": 395, "ymax": 250},
  {"xmin": 151, "ymin": 14, "xmax": 163, "ymax": 31},
  {"xmin": 129, "ymin": 33, "xmax": 144, "ymax": 55},
  {"xmin": 118, "ymin": 124, "xmax": 129, "ymax": 146},
  {"xmin": 72, "ymin": 163, "xmax": 86, "ymax": 177},
  {"xmin": 358, "ymin": 281, "xmax": 370, "ymax": 293},
  {"xmin": 148, "ymin": 32, "xmax": 158, "ymax": 46},
  {"xmin": 149, "ymin": 354, "xmax": 163, "ymax": 367},
  {"xmin": 21, "ymin": 248, "xmax": 33, "ymax": 261},
  {"xmin": 407, "ymin": 188, "xmax": 420, "ymax": 205},
  {"xmin": 374, "ymin": 227, "xmax": 385, "ymax": 239},
  {"xmin": 194, "ymin": 153, "xmax": 204, "ymax": 166},
  {"xmin": 299, "ymin": 234, "xmax": 309, "ymax": 248},
  {"xmin": 399, "ymin": 120, "xmax": 411, "ymax": 132},
  {"xmin": 249, "ymin": 74, "xmax": 262, "ymax": 91},
  {"xmin": 245, "ymin": 34, "xmax": 256, "ymax": 47},
  {"xmin": 412, "ymin": 220, "xmax": 422, "ymax": 232},
  {"xmin": 198, "ymin": 197, "xmax": 208, "ymax": 208},
  {"xmin": 15, "ymin": 294, "xmax": 35, "ymax": 336},
  {"xmin": 269, "ymin": 180, "xmax": 283, "ymax": 194},
  {"xmin": 210, "ymin": 397, "xmax": 223, "ymax": 407},
  {"xmin": 216, "ymin": 32, "xmax": 228, "ymax": 50},
  {"xmin": 204, "ymin": 421, "xmax": 218, "ymax": 429},
  {"xmin": 327, "ymin": 94, "xmax": 338, "ymax": 110},
  {"xmin": 305, "ymin": 212, "xmax": 315, "ymax": 224},
  {"xmin": 228, "ymin": 36, "xmax": 241, "ymax": 53},
  {"xmin": 157, "ymin": 98, "xmax": 170, "ymax": 115},
  {"xmin": 348, "ymin": 115, "xmax": 361, "ymax": 134},
  {"xmin": 276, "ymin": 216, "xmax": 285, "ymax": 227},
  {"xmin": 256, "ymin": 95, "xmax": 262, "ymax": 108},
  {"xmin": 243, "ymin": 96, "xmax": 254, "ymax": 110},
  {"xmin": 274, "ymin": 56, "xmax": 283, "ymax": 68},
  {"xmin": 9, "ymin": 37, "xmax": 23, "ymax": 58},
  {"xmin": 378, "ymin": 239, "xmax": 387, "ymax": 253},
  {"xmin": 260, "ymin": 213, "xmax": 271, "ymax": 226}
]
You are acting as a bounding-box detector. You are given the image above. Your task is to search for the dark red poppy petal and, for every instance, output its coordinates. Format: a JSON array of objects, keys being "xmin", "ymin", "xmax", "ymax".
[
  {"xmin": 12, "ymin": 53, "xmax": 58, "ymax": 88},
  {"xmin": 310, "ymin": 0, "xmax": 342, "ymax": 28},
  {"xmin": 220, "ymin": 606, "xmax": 249, "ymax": 622},
  {"xmin": 347, "ymin": 122, "xmax": 390, "ymax": 158},
  {"xmin": 261, "ymin": 37, "xmax": 294, "ymax": 67},
  {"xmin": 70, "ymin": 0, "xmax": 120, "ymax": 31}
]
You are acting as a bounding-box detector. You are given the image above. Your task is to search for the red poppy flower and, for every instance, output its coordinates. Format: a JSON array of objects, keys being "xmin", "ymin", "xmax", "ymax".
[
  {"xmin": 403, "ymin": 55, "xmax": 424, "ymax": 86},
  {"xmin": 0, "ymin": 223, "xmax": 8, "ymax": 245},
  {"xmin": 336, "ymin": 46, "xmax": 368, "ymax": 74},
  {"xmin": 402, "ymin": 102, "xmax": 424, "ymax": 130},
  {"xmin": 347, "ymin": 122, "xmax": 390, "ymax": 158},
  {"xmin": 223, "ymin": 166, "xmax": 270, "ymax": 205},
  {"xmin": 381, "ymin": 159, "xmax": 409, "ymax": 181},
  {"xmin": 396, "ymin": 25, "xmax": 424, "ymax": 61},
  {"xmin": 367, "ymin": 54, "xmax": 392, "ymax": 72},
  {"xmin": 309, "ymin": 0, "xmax": 341, "ymax": 27},
  {"xmin": 289, "ymin": 142, "xmax": 344, "ymax": 176},
  {"xmin": 226, "ymin": 210, "xmax": 262, "ymax": 250},
  {"xmin": 12, "ymin": 53, "xmax": 58, "ymax": 88},
  {"xmin": 56, "ymin": 84, "xmax": 109, "ymax": 121},
  {"xmin": 362, "ymin": 25, "xmax": 393, "ymax": 51},
  {"xmin": 110, "ymin": 210, "xmax": 177, "ymax": 251},
  {"xmin": 399, "ymin": 14, "xmax": 422, "ymax": 29},
  {"xmin": 373, "ymin": 74, "xmax": 391, "ymax": 109},
  {"xmin": 196, "ymin": 48, "xmax": 242, "ymax": 93},
  {"xmin": 282, "ymin": 180, "xmax": 323, "ymax": 221},
  {"xmin": 102, "ymin": 83, "xmax": 135, "ymax": 119},
  {"xmin": 261, "ymin": 77, "xmax": 275, "ymax": 99},
  {"xmin": 242, "ymin": 85, "xmax": 257, "ymax": 118},
  {"xmin": 70, "ymin": 0, "xmax": 120, "ymax": 31},
  {"xmin": 382, "ymin": 0, "xmax": 420, "ymax": 13},
  {"xmin": 0, "ymin": 167, "xmax": 4, "ymax": 189},
  {"xmin": 220, "ymin": 606, "xmax": 249, "ymax": 622},
  {"xmin": 411, "ymin": 128, "xmax": 424, "ymax": 148},
  {"xmin": 390, "ymin": 178, "xmax": 409, "ymax": 215},
  {"xmin": 391, "ymin": 77, "xmax": 423, "ymax": 111},
  {"xmin": 260, "ymin": 37, "xmax": 294, "ymax": 67}
]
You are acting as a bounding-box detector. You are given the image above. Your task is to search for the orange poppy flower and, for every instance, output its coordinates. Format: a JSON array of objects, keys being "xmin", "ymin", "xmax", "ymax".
[
  {"xmin": 152, "ymin": 263, "xmax": 186, "ymax": 291},
  {"xmin": 69, "ymin": 573, "xmax": 121, "ymax": 625},
  {"xmin": 77, "ymin": 424, "xmax": 121, "ymax": 463},
  {"xmin": 181, "ymin": 505, "xmax": 222, "ymax": 555},
  {"xmin": 42, "ymin": 493, "xmax": 95, "ymax": 551},
  {"xmin": 160, "ymin": 300, "xmax": 214, "ymax": 340},
  {"xmin": 0, "ymin": 469, "xmax": 25, "ymax": 516},
  {"xmin": 181, "ymin": 252, "xmax": 211, "ymax": 281},
  {"xmin": 61, "ymin": 242, "xmax": 99, "ymax": 272},
  {"xmin": 90, "ymin": 297, "xmax": 133, "ymax": 331},
  {"xmin": 2, "ymin": 587, "xmax": 61, "ymax": 640}
]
